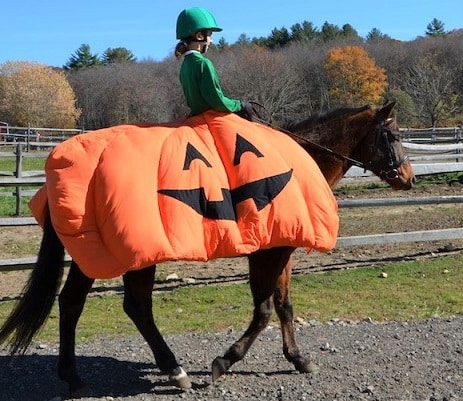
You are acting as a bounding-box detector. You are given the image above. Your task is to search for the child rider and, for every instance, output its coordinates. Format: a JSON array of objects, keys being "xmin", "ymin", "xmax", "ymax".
[{"xmin": 175, "ymin": 7, "xmax": 254, "ymax": 120}]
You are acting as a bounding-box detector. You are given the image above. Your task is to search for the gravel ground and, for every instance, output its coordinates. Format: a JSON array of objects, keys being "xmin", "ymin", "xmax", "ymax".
[{"xmin": 1, "ymin": 316, "xmax": 462, "ymax": 401}]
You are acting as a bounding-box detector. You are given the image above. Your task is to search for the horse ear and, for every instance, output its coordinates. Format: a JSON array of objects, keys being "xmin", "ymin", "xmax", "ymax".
[{"xmin": 379, "ymin": 101, "xmax": 396, "ymax": 120}]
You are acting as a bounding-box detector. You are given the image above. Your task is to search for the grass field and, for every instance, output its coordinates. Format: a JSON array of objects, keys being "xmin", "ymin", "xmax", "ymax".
[
  {"xmin": 0, "ymin": 254, "xmax": 461, "ymax": 344},
  {"xmin": 0, "ymin": 152, "xmax": 45, "ymax": 216}
]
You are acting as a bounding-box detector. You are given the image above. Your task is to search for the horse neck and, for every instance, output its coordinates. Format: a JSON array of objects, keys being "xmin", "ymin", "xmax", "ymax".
[{"xmin": 292, "ymin": 119, "xmax": 368, "ymax": 189}]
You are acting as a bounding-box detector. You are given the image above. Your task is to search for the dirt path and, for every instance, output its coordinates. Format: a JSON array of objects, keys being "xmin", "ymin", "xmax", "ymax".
[{"xmin": 1, "ymin": 316, "xmax": 462, "ymax": 400}]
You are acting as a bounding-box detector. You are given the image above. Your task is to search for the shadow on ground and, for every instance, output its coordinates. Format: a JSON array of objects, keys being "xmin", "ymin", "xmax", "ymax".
[{"xmin": 0, "ymin": 353, "xmax": 209, "ymax": 401}]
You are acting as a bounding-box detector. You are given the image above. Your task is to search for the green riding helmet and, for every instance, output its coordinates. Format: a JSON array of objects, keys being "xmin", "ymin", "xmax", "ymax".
[{"xmin": 176, "ymin": 7, "xmax": 222, "ymax": 40}]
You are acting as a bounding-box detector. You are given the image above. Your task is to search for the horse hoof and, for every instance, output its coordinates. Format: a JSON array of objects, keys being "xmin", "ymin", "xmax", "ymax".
[
  {"xmin": 211, "ymin": 357, "xmax": 229, "ymax": 382},
  {"xmin": 169, "ymin": 367, "xmax": 192, "ymax": 389},
  {"xmin": 297, "ymin": 360, "xmax": 319, "ymax": 374}
]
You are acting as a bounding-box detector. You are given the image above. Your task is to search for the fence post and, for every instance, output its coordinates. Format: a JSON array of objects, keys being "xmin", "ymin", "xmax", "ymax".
[
  {"xmin": 26, "ymin": 124, "xmax": 31, "ymax": 152},
  {"xmin": 14, "ymin": 143, "xmax": 23, "ymax": 216}
]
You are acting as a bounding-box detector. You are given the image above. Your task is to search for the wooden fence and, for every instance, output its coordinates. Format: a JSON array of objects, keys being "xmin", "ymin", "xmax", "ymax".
[
  {"xmin": 1, "ymin": 194, "xmax": 462, "ymax": 272},
  {"xmin": 0, "ymin": 125, "xmax": 83, "ymax": 150},
  {"xmin": 1, "ymin": 127, "xmax": 463, "ymax": 272}
]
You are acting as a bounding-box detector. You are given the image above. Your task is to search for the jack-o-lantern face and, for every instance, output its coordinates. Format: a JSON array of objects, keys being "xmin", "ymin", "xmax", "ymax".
[{"xmin": 158, "ymin": 134, "xmax": 292, "ymax": 221}]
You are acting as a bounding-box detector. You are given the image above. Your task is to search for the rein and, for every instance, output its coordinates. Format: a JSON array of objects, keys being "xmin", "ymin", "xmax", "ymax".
[
  {"xmin": 280, "ymin": 127, "xmax": 370, "ymax": 170},
  {"xmin": 248, "ymin": 101, "xmax": 375, "ymax": 172},
  {"xmin": 248, "ymin": 101, "xmax": 408, "ymax": 180}
]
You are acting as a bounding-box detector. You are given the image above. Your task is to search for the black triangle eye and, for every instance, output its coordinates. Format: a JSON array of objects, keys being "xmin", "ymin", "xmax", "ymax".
[
  {"xmin": 233, "ymin": 134, "xmax": 264, "ymax": 166},
  {"xmin": 183, "ymin": 143, "xmax": 212, "ymax": 170}
]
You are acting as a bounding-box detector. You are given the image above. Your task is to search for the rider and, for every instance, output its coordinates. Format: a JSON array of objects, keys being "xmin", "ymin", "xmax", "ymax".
[{"xmin": 175, "ymin": 7, "xmax": 253, "ymax": 120}]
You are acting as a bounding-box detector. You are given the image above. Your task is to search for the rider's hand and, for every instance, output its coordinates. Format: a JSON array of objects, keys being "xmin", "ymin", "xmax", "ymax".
[{"xmin": 239, "ymin": 101, "xmax": 254, "ymax": 121}]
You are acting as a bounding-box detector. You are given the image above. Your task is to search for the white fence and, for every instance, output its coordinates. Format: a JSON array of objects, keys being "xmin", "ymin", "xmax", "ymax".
[{"xmin": 346, "ymin": 126, "xmax": 463, "ymax": 178}]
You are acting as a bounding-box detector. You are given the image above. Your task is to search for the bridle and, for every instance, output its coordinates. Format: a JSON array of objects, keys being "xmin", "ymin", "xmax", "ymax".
[
  {"xmin": 248, "ymin": 101, "xmax": 409, "ymax": 181},
  {"xmin": 372, "ymin": 117, "xmax": 410, "ymax": 180}
]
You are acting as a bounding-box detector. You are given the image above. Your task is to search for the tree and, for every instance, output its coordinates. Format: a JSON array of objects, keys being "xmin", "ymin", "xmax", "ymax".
[
  {"xmin": 401, "ymin": 55, "xmax": 459, "ymax": 126},
  {"xmin": 211, "ymin": 46, "xmax": 303, "ymax": 124},
  {"xmin": 383, "ymin": 88, "xmax": 418, "ymax": 127},
  {"xmin": 235, "ymin": 34, "xmax": 252, "ymax": 46},
  {"xmin": 101, "ymin": 47, "xmax": 136, "ymax": 65},
  {"xmin": 64, "ymin": 44, "xmax": 101, "ymax": 70},
  {"xmin": 324, "ymin": 46, "xmax": 388, "ymax": 107},
  {"xmin": 425, "ymin": 18, "xmax": 447, "ymax": 37},
  {"xmin": 341, "ymin": 24, "xmax": 360, "ymax": 39},
  {"xmin": 320, "ymin": 22, "xmax": 342, "ymax": 42},
  {"xmin": 216, "ymin": 37, "xmax": 230, "ymax": 50},
  {"xmin": 267, "ymin": 27, "xmax": 292, "ymax": 48},
  {"xmin": 0, "ymin": 61, "xmax": 81, "ymax": 128},
  {"xmin": 67, "ymin": 61, "xmax": 184, "ymax": 129},
  {"xmin": 290, "ymin": 21, "xmax": 318, "ymax": 42},
  {"xmin": 366, "ymin": 28, "xmax": 391, "ymax": 41}
]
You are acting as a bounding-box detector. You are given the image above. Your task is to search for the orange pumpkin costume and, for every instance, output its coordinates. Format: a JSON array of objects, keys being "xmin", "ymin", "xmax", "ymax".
[{"xmin": 29, "ymin": 111, "xmax": 339, "ymax": 278}]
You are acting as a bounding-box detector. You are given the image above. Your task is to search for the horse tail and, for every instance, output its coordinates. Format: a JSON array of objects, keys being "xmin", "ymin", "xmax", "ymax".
[{"xmin": 0, "ymin": 205, "xmax": 65, "ymax": 354}]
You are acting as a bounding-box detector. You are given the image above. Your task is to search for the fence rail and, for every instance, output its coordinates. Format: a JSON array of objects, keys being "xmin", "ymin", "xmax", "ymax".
[
  {"xmin": 400, "ymin": 126, "xmax": 463, "ymax": 144},
  {"xmin": 1, "ymin": 195, "xmax": 462, "ymax": 272},
  {"xmin": 0, "ymin": 125, "xmax": 83, "ymax": 150}
]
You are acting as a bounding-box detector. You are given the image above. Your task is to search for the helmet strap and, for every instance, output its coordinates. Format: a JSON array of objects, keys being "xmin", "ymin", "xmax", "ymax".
[
  {"xmin": 193, "ymin": 30, "xmax": 209, "ymax": 53},
  {"xmin": 196, "ymin": 30, "xmax": 208, "ymax": 42}
]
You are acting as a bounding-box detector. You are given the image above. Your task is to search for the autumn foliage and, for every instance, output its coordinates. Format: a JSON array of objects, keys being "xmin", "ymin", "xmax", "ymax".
[
  {"xmin": 0, "ymin": 61, "xmax": 81, "ymax": 128},
  {"xmin": 324, "ymin": 46, "xmax": 388, "ymax": 107}
]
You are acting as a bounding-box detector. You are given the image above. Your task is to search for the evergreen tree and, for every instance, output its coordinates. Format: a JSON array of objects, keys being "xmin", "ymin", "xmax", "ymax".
[
  {"xmin": 341, "ymin": 24, "xmax": 360, "ymax": 39},
  {"xmin": 320, "ymin": 22, "xmax": 342, "ymax": 42},
  {"xmin": 235, "ymin": 33, "xmax": 252, "ymax": 46},
  {"xmin": 366, "ymin": 28, "xmax": 391, "ymax": 41},
  {"xmin": 425, "ymin": 18, "xmax": 447, "ymax": 37},
  {"xmin": 267, "ymin": 27, "xmax": 291, "ymax": 48},
  {"xmin": 64, "ymin": 44, "xmax": 101, "ymax": 70},
  {"xmin": 101, "ymin": 47, "xmax": 136, "ymax": 65},
  {"xmin": 290, "ymin": 21, "xmax": 318, "ymax": 42},
  {"xmin": 216, "ymin": 37, "xmax": 230, "ymax": 50}
]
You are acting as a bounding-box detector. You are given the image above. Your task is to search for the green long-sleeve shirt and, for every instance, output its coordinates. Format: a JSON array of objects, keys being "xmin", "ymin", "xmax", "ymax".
[{"xmin": 180, "ymin": 51, "xmax": 242, "ymax": 116}]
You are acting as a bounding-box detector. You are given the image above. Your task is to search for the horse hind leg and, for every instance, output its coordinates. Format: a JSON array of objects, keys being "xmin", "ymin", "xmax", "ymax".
[
  {"xmin": 122, "ymin": 266, "xmax": 191, "ymax": 389},
  {"xmin": 274, "ymin": 260, "xmax": 318, "ymax": 374},
  {"xmin": 57, "ymin": 260, "xmax": 95, "ymax": 398},
  {"xmin": 212, "ymin": 247, "xmax": 293, "ymax": 381}
]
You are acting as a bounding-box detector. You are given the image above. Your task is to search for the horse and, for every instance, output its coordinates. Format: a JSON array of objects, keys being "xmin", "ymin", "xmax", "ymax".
[{"xmin": 0, "ymin": 102, "xmax": 415, "ymax": 397}]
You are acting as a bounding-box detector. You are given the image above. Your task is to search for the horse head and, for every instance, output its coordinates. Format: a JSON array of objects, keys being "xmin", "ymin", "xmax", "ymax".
[{"xmin": 358, "ymin": 102, "xmax": 415, "ymax": 190}]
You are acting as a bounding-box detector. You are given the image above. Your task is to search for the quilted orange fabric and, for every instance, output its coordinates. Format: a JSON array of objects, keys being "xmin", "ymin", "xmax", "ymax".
[{"xmin": 29, "ymin": 111, "xmax": 339, "ymax": 278}]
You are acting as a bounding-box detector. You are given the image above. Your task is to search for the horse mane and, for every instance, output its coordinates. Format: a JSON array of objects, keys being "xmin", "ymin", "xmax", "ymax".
[{"xmin": 284, "ymin": 104, "xmax": 372, "ymax": 134}]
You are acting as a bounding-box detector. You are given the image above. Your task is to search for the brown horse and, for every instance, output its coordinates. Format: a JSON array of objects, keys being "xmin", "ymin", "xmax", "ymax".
[{"xmin": 0, "ymin": 103, "xmax": 414, "ymax": 397}]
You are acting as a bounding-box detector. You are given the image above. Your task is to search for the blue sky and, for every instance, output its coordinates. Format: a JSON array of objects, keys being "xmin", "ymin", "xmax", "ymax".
[{"xmin": 1, "ymin": 0, "xmax": 461, "ymax": 68}]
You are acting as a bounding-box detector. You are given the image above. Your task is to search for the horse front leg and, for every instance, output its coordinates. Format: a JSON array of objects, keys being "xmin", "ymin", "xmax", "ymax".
[
  {"xmin": 57, "ymin": 260, "xmax": 95, "ymax": 398},
  {"xmin": 122, "ymin": 266, "xmax": 191, "ymax": 389},
  {"xmin": 274, "ymin": 258, "xmax": 318, "ymax": 374},
  {"xmin": 212, "ymin": 247, "xmax": 293, "ymax": 381}
]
